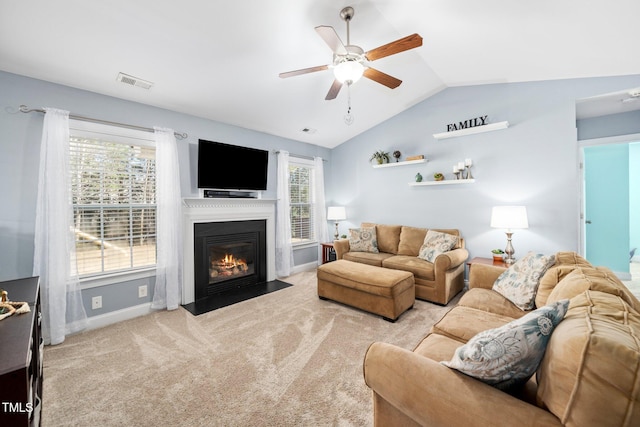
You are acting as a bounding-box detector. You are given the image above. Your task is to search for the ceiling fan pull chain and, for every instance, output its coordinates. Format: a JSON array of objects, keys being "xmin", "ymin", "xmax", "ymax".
[{"xmin": 344, "ymin": 85, "xmax": 354, "ymax": 125}]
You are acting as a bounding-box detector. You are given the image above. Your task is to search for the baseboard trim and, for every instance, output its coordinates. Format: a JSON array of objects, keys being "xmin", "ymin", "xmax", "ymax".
[{"xmin": 87, "ymin": 303, "xmax": 155, "ymax": 331}]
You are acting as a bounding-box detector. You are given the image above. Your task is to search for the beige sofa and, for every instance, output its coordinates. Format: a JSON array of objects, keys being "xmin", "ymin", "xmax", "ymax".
[
  {"xmin": 363, "ymin": 252, "xmax": 640, "ymax": 426},
  {"xmin": 333, "ymin": 223, "xmax": 468, "ymax": 305}
]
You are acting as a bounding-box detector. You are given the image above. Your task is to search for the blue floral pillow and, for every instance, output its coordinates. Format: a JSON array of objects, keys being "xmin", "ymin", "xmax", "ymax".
[
  {"xmin": 348, "ymin": 227, "xmax": 379, "ymax": 253},
  {"xmin": 493, "ymin": 252, "xmax": 556, "ymax": 310},
  {"xmin": 441, "ymin": 299, "xmax": 569, "ymax": 391},
  {"xmin": 417, "ymin": 230, "xmax": 458, "ymax": 262}
]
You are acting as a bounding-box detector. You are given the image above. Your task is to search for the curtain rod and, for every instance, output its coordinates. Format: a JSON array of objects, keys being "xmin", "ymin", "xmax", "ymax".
[
  {"xmin": 273, "ymin": 150, "xmax": 327, "ymax": 162},
  {"xmin": 19, "ymin": 105, "xmax": 188, "ymax": 140}
]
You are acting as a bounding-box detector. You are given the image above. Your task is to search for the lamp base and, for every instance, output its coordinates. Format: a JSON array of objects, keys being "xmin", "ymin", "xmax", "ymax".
[
  {"xmin": 504, "ymin": 232, "xmax": 515, "ymax": 265},
  {"xmin": 334, "ymin": 222, "xmax": 340, "ymax": 240}
]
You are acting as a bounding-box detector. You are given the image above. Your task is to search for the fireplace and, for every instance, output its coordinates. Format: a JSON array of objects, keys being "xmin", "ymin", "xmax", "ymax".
[
  {"xmin": 194, "ymin": 220, "xmax": 266, "ymax": 300},
  {"xmin": 182, "ymin": 198, "xmax": 276, "ymax": 305}
]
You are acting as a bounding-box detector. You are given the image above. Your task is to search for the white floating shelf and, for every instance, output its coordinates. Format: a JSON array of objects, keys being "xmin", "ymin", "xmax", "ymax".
[
  {"xmin": 433, "ymin": 121, "xmax": 509, "ymax": 140},
  {"xmin": 409, "ymin": 179, "xmax": 475, "ymax": 186},
  {"xmin": 372, "ymin": 158, "xmax": 427, "ymax": 168}
]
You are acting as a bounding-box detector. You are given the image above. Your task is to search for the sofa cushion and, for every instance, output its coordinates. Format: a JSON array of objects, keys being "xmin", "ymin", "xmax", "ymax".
[
  {"xmin": 413, "ymin": 333, "xmax": 464, "ymax": 361},
  {"xmin": 343, "ymin": 251, "xmax": 394, "ymax": 267},
  {"xmin": 397, "ymin": 226, "xmax": 428, "ymax": 256},
  {"xmin": 417, "ymin": 230, "xmax": 459, "ymax": 262},
  {"xmin": 382, "ymin": 255, "xmax": 435, "ymax": 281},
  {"xmin": 361, "ymin": 223, "xmax": 401, "ymax": 254},
  {"xmin": 430, "ymin": 305, "xmax": 515, "ymax": 343},
  {"xmin": 546, "ymin": 266, "xmax": 640, "ymax": 313},
  {"xmin": 493, "ymin": 252, "xmax": 556, "ymax": 311},
  {"xmin": 535, "ymin": 252, "xmax": 592, "ymax": 308},
  {"xmin": 458, "ymin": 288, "xmax": 527, "ymax": 320},
  {"xmin": 348, "ymin": 226, "xmax": 379, "ymax": 253},
  {"xmin": 536, "ymin": 290, "xmax": 640, "ymax": 426},
  {"xmin": 441, "ymin": 299, "xmax": 569, "ymax": 391}
]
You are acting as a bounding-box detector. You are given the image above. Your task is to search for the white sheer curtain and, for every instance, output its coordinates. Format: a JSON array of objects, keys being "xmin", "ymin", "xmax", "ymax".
[
  {"xmin": 33, "ymin": 108, "xmax": 87, "ymax": 345},
  {"xmin": 314, "ymin": 157, "xmax": 330, "ymax": 254},
  {"xmin": 151, "ymin": 127, "xmax": 183, "ymax": 310},
  {"xmin": 276, "ymin": 151, "xmax": 294, "ymax": 277}
]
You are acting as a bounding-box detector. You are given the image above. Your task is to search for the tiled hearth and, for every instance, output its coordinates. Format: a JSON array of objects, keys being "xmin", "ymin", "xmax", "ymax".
[{"xmin": 182, "ymin": 198, "xmax": 276, "ymax": 305}]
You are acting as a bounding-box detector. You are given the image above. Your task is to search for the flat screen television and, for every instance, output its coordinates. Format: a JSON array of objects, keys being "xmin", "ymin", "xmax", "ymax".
[{"xmin": 197, "ymin": 139, "xmax": 269, "ymax": 191}]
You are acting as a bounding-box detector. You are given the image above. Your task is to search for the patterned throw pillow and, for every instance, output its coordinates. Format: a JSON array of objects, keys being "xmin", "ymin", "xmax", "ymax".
[
  {"xmin": 417, "ymin": 230, "xmax": 458, "ymax": 262},
  {"xmin": 493, "ymin": 252, "xmax": 556, "ymax": 311},
  {"xmin": 441, "ymin": 299, "xmax": 570, "ymax": 391},
  {"xmin": 348, "ymin": 227, "xmax": 379, "ymax": 253}
]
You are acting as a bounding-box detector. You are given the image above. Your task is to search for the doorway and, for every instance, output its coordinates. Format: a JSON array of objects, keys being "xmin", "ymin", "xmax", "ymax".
[{"xmin": 581, "ymin": 138, "xmax": 640, "ymax": 279}]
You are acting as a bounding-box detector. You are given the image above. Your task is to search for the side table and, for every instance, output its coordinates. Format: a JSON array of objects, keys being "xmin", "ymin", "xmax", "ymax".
[
  {"xmin": 321, "ymin": 242, "xmax": 336, "ymax": 264},
  {"xmin": 467, "ymin": 256, "xmax": 509, "ymax": 270}
]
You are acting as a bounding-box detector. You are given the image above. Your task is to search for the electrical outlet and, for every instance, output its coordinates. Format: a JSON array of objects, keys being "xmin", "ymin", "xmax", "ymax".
[
  {"xmin": 92, "ymin": 296, "xmax": 102, "ymax": 310},
  {"xmin": 138, "ymin": 285, "xmax": 147, "ymax": 298}
]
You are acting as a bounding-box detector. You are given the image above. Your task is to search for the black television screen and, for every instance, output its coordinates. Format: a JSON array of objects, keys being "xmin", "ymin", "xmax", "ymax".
[{"xmin": 197, "ymin": 139, "xmax": 269, "ymax": 191}]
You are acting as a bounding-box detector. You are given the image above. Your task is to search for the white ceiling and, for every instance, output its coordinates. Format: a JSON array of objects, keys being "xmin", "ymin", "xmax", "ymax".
[{"xmin": 1, "ymin": 0, "xmax": 639, "ymax": 148}]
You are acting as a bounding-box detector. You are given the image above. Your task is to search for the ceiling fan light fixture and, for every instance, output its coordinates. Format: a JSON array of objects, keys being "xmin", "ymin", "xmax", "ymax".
[{"xmin": 334, "ymin": 60, "xmax": 364, "ymax": 84}]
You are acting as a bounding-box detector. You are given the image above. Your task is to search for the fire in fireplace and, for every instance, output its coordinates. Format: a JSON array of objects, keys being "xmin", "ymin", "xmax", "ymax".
[{"xmin": 194, "ymin": 219, "xmax": 266, "ymax": 300}]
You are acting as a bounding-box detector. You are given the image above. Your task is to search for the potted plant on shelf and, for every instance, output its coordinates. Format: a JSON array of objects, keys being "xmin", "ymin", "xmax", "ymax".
[
  {"xmin": 433, "ymin": 172, "xmax": 444, "ymax": 181},
  {"xmin": 491, "ymin": 249, "xmax": 505, "ymax": 262},
  {"xmin": 370, "ymin": 150, "xmax": 390, "ymax": 165}
]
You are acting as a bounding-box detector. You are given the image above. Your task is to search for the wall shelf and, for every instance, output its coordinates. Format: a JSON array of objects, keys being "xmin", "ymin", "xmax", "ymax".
[
  {"xmin": 372, "ymin": 158, "xmax": 427, "ymax": 168},
  {"xmin": 433, "ymin": 121, "xmax": 509, "ymax": 140},
  {"xmin": 409, "ymin": 179, "xmax": 475, "ymax": 186}
]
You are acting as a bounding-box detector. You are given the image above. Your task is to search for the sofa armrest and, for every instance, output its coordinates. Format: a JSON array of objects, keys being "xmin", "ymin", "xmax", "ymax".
[
  {"xmin": 333, "ymin": 238, "xmax": 350, "ymax": 260},
  {"xmin": 363, "ymin": 342, "xmax": 561, "ymax": 427},
  {"xmin": 433, "ymin": 248, "xmax": 468, "ymax": 272},
  {"xmin": 469, "ymin": 263, "xmax": 506, "ymax": 290}
]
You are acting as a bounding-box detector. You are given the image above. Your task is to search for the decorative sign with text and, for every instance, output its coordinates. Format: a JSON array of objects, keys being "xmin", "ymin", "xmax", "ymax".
[{"xmin": 447, "ymin": 115, "xmax": 488, "ymax": 132}]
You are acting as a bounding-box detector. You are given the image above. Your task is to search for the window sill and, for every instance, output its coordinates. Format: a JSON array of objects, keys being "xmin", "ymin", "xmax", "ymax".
[
  {"xmin": 292, "ymin": 241, "xmax": 318, "ymax": 251},
  {"xmin": 79, "ymin": 267, "xmax": 156, "ymax": 289}
]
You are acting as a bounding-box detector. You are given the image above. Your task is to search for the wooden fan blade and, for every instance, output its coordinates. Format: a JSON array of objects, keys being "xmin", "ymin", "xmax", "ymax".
[
  {"xmin": 363, "ymin": 68, "xmax": 402, "ymax": 89},
  {"xmin": 315, "ymin": 26, "xmax": 348, "ymax": 55},
  {"xmin": 365, "ymin": 33, "xmax": 423, "ymax": 61},
  {"xmin": 279, "ymin": 65, "xmax": 329, "ymax": 79},
  {"xmin": 325, "ymin": 79, "xmax": 343, "ymax": 100}
]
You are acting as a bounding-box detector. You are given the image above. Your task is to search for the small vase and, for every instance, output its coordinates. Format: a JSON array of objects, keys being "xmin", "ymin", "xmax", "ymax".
[{"xmin": 492, "ymin": 254, "xmax": 504, "ymax": 262}]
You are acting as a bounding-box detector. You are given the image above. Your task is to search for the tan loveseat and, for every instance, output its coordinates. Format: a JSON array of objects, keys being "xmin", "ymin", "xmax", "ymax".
[
  {"xmin": 363, "ymin": 252, "xmax": 640, "ymax": 426},
  {"xmin": 333, "ymin": 223, "xmax": 468, "ymax": 305}
]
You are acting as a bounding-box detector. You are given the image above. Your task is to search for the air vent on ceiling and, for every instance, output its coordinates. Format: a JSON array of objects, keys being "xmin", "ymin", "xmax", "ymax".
[
  {"xmin": 116, "ymin": 72, "xmax": 154, "ymax": 89},
  {"xmin": 301, "ymin": 127, "xmax": 317, "ymax": 134}
]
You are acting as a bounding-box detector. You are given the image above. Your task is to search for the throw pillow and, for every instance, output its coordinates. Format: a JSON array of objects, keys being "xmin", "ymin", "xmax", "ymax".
[
  {"xmin": 493, "ymin": 252, "xmax": 556, "ymax": 311},
  {"xmin": 348, "ymin": 227, "xmax": 379, "ymax": 253},
  {"xmin": 417, "ymin": 230, "xmax": 458, "ymax": 262},
  {"xmin": 441, "ymin": 299, "xmax": 570, "ymax": 391}
]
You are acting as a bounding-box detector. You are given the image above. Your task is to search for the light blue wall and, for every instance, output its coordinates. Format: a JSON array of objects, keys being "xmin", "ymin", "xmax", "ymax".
[
  {"xmin": 631, "ymin": 143, "xmax": 640, "ymax": 258},
  {"xmin": 577, "ymin": 110, "xmax": 640, "ymax": 140},
  {"xmin": 0, "ymin": 70, "xmax": 330, "ymax": 315},
  {"xmin": 328, "ymin": 75, "xmax": 640, "ymax": 262}
]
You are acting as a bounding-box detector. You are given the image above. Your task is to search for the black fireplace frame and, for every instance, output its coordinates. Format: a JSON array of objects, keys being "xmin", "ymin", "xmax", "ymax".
[{"xmin": 193, "ymin": 219, "xmax": 267, "ymax": 300}]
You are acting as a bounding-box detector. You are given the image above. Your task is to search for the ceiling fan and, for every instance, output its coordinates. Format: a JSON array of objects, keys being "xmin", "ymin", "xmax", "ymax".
[{"xmin": 279, "ymin": 6, "xmax": 423, "ymax": 100}]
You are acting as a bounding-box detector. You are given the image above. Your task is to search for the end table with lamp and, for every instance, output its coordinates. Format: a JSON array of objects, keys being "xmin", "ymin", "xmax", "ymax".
[{"xmin": 327, "ymin": 206, "xmax": 346, "ymax": 240}]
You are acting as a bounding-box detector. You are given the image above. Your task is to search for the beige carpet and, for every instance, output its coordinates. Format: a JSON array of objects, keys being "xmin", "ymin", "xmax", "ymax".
[{"xmin": 42, "ymin": 270, "xmax": 456, "ymax": 426}]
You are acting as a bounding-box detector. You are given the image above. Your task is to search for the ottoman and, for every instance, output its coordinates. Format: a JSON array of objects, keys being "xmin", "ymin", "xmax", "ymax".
[{"xmin": 317, "ymin": 259, "xmax": 415, "ymax": 322}]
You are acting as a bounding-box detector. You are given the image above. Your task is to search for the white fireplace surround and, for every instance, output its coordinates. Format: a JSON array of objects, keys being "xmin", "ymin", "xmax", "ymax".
[{"xmin": 182, "ymin": 198, "xmax": 277, "ymax": 305}]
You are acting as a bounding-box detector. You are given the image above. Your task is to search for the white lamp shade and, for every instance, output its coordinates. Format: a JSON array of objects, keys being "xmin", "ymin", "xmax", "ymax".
[
  {"xmin": 327, "ymin": 206, "xmax": 346, "ymax": 221},
  {"xmin": 333, "ymin": 61, "xmax": 364, "ymax": 84},
  {"xmin": 490, "ymin": 206, "xmax": 529, "ymax": 230}
]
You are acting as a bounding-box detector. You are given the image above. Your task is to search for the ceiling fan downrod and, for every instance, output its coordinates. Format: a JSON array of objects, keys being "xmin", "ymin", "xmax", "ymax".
[{"xmin": 340, "ymin": 6, "xmax": 355, "ymax": 45}]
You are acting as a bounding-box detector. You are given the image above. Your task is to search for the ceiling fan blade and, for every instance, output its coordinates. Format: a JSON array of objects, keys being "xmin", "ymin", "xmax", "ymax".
[
  {"xmin": 365, "ymin": 33, "xmax": 423, "ymax": 61},
  {"xmin": 279, "ymin": 65, "xmax": 329, "ymax": 79},
  {"xmin": 325, "ymin": 79, "xmax": 343, "ymax": 100},
  {"xmin": 315, "ymin": 25, "xmax": 348, "ymax": 55},
  {"xmin": 363, "ymin": 68, "xmax": 402, "ymax": 89}
]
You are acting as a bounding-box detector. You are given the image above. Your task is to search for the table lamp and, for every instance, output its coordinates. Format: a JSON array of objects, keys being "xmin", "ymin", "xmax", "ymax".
[
  {"xmin": 490, "ymin": 206, "xmax": 529, "ymax": 264},
  {"xmin": 327, "ymin": 206, "xmax": 346, "ymax": 240}
]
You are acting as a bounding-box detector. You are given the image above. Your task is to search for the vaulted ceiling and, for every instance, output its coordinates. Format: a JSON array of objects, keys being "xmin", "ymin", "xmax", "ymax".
[{"xmin": 1, "ymin": 0, "xmax": 639, "ymax": 148}]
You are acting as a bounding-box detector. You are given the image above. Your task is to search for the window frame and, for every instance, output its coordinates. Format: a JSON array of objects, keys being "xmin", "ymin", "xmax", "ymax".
[
  {"xmin": 288, "ymin": 156, "xmax": 318, "ymax": 248},
  {"xmin": 69, "ymin": 120, "xmax": 157, "ymax": 288}
]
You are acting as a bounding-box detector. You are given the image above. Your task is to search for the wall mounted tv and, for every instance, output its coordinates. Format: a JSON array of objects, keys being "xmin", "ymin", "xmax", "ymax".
[{"xmin": 197, "ymin": 139, "xmax": 269, "ymax": 191}]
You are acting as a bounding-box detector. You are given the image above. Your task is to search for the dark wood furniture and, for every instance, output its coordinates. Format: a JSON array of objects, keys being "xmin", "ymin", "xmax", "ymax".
[
  {"xmin": 0, "ymin": 277, "xmax": 42, "ymax": 426},
  {"xmin": 321, "ymin": 242, "xmax": 336, "ymax": 264},
  {"xmin": 467, "ymin": 256, "xmax": 509, "ymax": 269}
]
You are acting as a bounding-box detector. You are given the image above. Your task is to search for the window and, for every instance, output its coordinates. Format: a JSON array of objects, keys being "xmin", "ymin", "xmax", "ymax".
[
  {"xmin": 69, "ymin": 122, "xmax": 156, "ymax": 277},
  {"xmin": 289, "ymin": 157, "xmax": 316, "ymax": 245}
]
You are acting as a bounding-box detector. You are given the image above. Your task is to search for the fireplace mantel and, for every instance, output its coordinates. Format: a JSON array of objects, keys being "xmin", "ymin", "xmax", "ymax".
[{"xmin": 182, "ymin": 197, "xmax": 277, "ymax": 305}]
